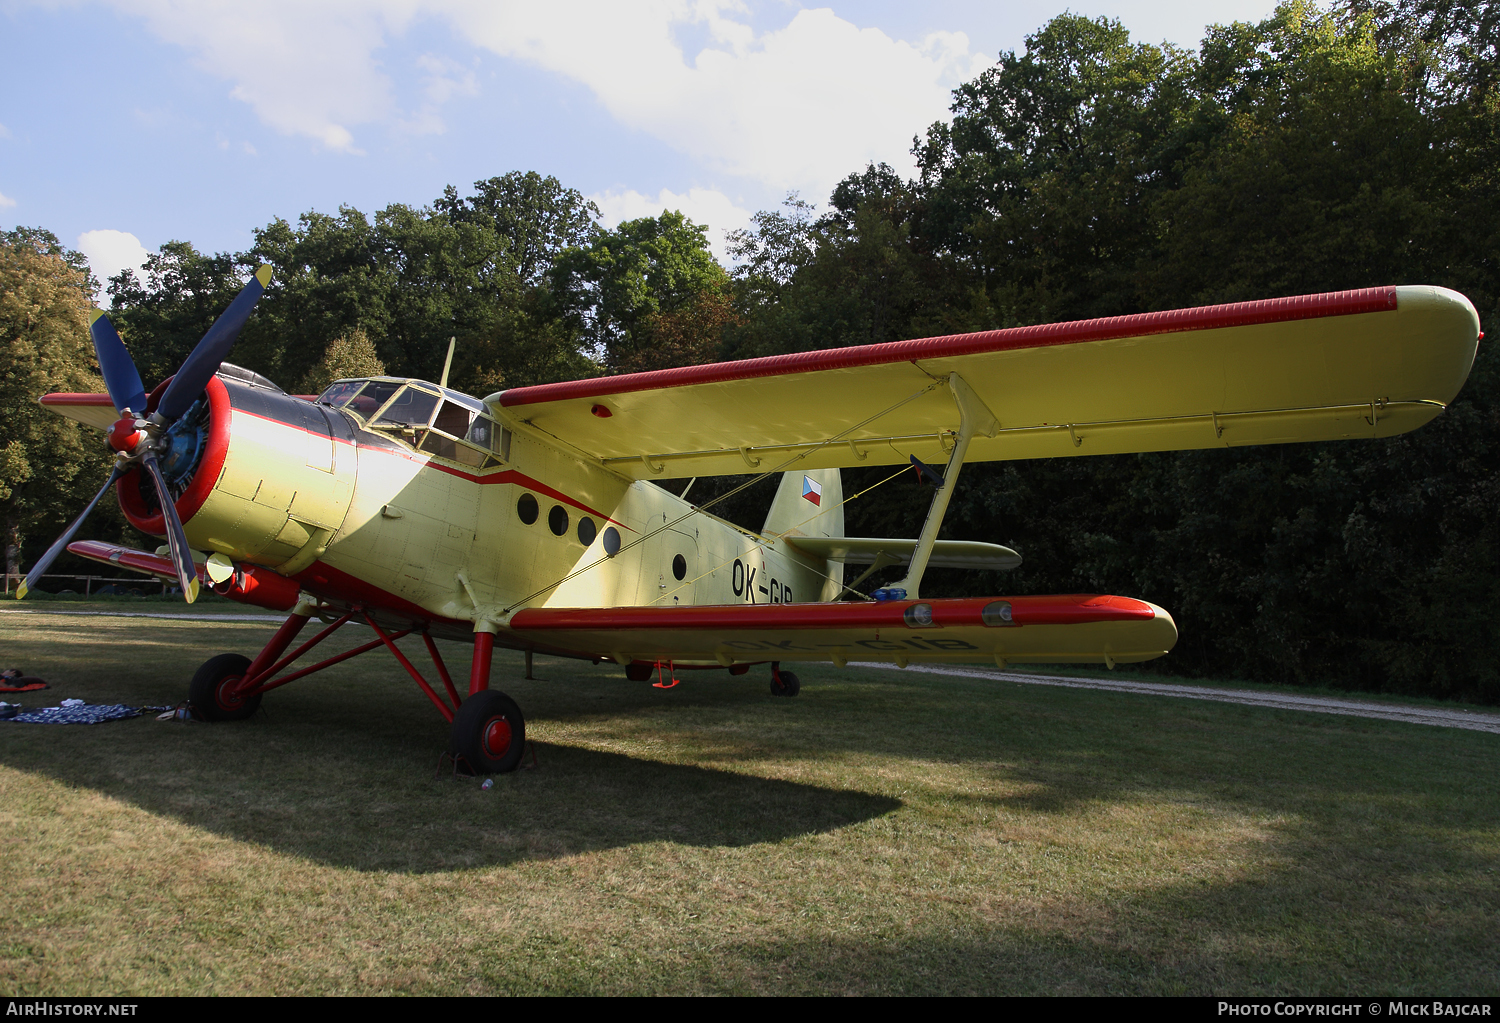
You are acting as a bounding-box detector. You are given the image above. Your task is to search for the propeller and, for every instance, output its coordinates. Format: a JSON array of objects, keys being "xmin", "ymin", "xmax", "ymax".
[
  {"xmin": 157, "ymin": 265, "xmax": 272, "ymax": 422},
  {"xmin": 88, "ymin": 309, "xmax": 146, "ymax": 416},
  {"xmin": 14, "ymin": 466, "xmax": 124, "ymax": 601},
  {"xmin": 16, "ymin": 265, "xmax": 272, "ymax": 603}
]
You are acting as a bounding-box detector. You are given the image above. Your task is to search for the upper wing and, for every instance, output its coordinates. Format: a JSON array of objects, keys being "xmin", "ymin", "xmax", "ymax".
[
  {"xmin": 39, "ymin": 392, "xmax": 118, "ymax": 431},
  {"xmin": 509, "ymin": 594, "xmax": 1178, "ymax": 668},
  {"xmin": 497, "ymin": 286, "xmax": 1480, "ymax": 480}
]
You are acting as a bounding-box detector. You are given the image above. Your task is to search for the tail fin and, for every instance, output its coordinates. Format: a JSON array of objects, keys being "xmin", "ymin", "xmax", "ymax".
[{"xmin": 764, "ymin": 469, "xmax": 843, "ymax": 539}]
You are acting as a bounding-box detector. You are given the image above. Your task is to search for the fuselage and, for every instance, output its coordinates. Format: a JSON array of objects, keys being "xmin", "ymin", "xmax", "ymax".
[{"xmin": 123, "ymin": 374, "xmax": 842, "ymax": 653}]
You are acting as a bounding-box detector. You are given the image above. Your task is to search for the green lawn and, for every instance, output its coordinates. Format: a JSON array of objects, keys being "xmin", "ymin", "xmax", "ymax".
[{"xmin": 1, "ymin": 604, "xmax": 1497, "ymax": 995}]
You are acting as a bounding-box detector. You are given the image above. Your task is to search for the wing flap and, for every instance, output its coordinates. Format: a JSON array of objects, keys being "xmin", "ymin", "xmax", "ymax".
[
  {"xmin": 786, "ymin": 537, "xmax": 1022, "ymax": 570},
  {"xmin": 496, "ymin": 286, "xmax": 1479, "ymax": 479},
  {"xmin": 508, "ymin": 594, "xmax": 1177, "ymax": 667}
]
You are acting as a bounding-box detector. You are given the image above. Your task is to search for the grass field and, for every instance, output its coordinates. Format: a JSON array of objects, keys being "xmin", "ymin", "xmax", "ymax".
[{"xmin": 1, "ymin": 603, "xmax": 1497, "ymax": 995}]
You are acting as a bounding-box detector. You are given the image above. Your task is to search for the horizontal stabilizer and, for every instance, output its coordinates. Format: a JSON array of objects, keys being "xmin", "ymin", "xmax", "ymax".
[{"xmin": 787, "ymin": 537, "xmax": 1022, "ymax": 571}]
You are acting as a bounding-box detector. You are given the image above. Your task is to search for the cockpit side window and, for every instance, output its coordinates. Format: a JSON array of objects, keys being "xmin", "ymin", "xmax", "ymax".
[
  {"xmin": 417, "ymin": 399, "xmax": 504, "ymax": 468},
  {"xmin": 432, "ymin": 400, "xmax": 473, "ymax": 439}
]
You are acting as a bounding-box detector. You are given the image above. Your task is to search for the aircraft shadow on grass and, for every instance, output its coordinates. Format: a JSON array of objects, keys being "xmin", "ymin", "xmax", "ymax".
[{"xmin": 0, "ymin": 721, "xmax": 902, "ymax": 873}]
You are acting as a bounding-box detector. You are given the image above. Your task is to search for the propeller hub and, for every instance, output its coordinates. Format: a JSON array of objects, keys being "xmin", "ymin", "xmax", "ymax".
[{"xmin": 107, "ymin": 417, "xmax": 144, "ymax": 454}]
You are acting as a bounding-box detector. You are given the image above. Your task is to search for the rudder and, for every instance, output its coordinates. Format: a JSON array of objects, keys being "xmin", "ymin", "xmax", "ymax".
[{"xmin": 763, "ymin": 469, "xmax": 843, "ymax": 539}]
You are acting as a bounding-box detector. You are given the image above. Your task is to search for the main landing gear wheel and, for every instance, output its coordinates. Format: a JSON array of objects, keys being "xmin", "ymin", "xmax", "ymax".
[
  {"xmin": 450, "ymin": 689, "xmax": 527, "ymax": 774},
  {"xmin": 770, "ymin": 667, "xmax": 801, "ymax": 698},
  {"xmin": 188, "ymin": 653, "xmax": 262, "ymax": 721}
]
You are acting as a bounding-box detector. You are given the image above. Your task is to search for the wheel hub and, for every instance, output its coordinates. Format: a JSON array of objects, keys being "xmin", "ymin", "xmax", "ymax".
[
  {"xmin": 483, "ymin": 716, "xmax": 513, "ymax": 758},
  {"xmin": 216, "ymin": 675, "xmax": 246, "ymax": 710}
]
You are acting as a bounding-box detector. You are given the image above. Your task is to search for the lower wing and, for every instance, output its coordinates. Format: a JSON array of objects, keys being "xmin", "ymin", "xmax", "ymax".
[{"xmin": 509, "ymin": 596, "xmax": 1178, "ymax": 668}]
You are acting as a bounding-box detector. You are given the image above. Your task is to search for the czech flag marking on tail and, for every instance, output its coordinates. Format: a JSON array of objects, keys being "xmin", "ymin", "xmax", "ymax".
[{"xmin": 802, "ymin": 475, "xmax": 822, "ymax": 506}]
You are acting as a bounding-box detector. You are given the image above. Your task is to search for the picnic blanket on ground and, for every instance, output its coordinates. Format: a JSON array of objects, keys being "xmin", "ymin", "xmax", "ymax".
[{"xmin": 3, "ymin": 703, "xmax": 154, "ymax": 725}]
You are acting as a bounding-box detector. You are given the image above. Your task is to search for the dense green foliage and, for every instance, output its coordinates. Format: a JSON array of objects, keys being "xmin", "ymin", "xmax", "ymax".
[
  {"xmin": 0, "ymin": 229, "xmax": 113, "ymax": 583},
  {"xmin": 9, "ymin": 1, "xmax": 1496, "ymax": 700},
  {"xmin": 729, "ymin": 0, "xmax": 1500, "ymax": 703}
]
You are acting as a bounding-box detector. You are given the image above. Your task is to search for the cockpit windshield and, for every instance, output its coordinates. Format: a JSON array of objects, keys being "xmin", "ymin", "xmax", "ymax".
[
  {"xmin": 319, "ymin": 378, "xmax": 508, "ymax": 470},
  {"xmin": 373, "ymin": 386, "xmax": 441, "ymax": 429},
  {"xmin": 316, "ymin": 380, "xmax": 364, "ymax": 408},
  {"xmin": 318, "ymin": 380, "xmax": 405, "ymax": 420}
]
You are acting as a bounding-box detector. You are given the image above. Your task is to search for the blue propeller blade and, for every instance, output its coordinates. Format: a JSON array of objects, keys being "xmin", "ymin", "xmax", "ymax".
[
  {"xmin": 140, "ymin": 451, "xmax": 201, "ymax": 603},
  {"xmin": 157, "ymin": 264, "xmax": 272, "ymax": 422},
  {"xmin": 88, "ymin": 310, "xmax": 146, "ymax": 416},
  {"xmin": 14, "ymin": 465, "xmax": 123, "ymax": 600}
]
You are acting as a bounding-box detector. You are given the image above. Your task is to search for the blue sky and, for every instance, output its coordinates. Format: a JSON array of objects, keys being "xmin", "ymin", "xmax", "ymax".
[{"xmin": 0, "ymin": 1, "xmax": 1283, "ymax": 288}]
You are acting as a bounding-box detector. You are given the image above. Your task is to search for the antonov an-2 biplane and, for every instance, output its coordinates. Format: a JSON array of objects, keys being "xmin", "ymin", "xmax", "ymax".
[{"xmin": 19, "ymin": 273, "xmax": 1481, "ymax": 772}]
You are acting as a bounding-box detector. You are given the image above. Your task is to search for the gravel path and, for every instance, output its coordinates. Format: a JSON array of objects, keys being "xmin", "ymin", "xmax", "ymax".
[
  {"xmin": 0, "ymin": 607, "xmax": 283, "ymax": 622},
  {"xmin": 853, "ymin": 662, "xmax": 1500, "ymax": 735}
]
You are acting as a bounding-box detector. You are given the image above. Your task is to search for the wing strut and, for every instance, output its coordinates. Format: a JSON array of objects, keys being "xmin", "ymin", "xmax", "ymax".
[{"xmin": 892, "ymin": 373, "xmax": 1000, "ymax": 599}]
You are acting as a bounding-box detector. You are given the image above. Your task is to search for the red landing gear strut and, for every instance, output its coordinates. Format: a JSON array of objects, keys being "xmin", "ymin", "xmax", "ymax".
[{"xmin": 186, "ymin": 608, "xmax": 526, "ymax": 774}]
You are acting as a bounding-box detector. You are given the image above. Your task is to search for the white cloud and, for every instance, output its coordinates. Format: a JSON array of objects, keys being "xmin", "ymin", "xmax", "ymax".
[
  {"xmin": 397, "ymin": 54, "xmax": 480, "ymax": 136},
  {"xmin": 100, "ymin": 1, "xmax": 984, "ymax": 196},
  {"xmin": 105, "ymin": 0, "xmax": 423, "ymax": 153},
  {"xmin": 77, "ymin": 229, "xmax": 151, "ymax": 287},
  {"xmin": 444, "ymin": 3, "xmax": 987, "ymax": 194},
  {"xmin": 590, "ymin": 186, "xmax": 754, "ymax": 262},
  {"xmin": 0, "ymin": 190, "xmax": 15, "ymax": 209},
  {"xmin": 0, "ymin": 123, "xmax": 11, "ymax": 139}
]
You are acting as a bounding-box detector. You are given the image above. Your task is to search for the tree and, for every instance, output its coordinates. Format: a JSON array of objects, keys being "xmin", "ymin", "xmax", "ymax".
[
  {"xmin": 552, "ymin": 211, "xmax": 728, "ymax": 371},
  {"xmin": 0, "ymin": 230, "xmax": 111, "ymax": 583},
  {"xmin": 298, "ymin": 327, "xmax": 387, "ymax": 395},
  {"xmin": 110, "ymin": 175, "xmax": 610, "ymax": 397},
  {"xmin": 435, "ymin": 171, "xmax": 600, "ymax": 287},
  {"xmin": 915, "ymin": 13, "xmax": 1194, "ymax": 323},
  {"xmin": 106, "ymin": 241, "xmax": 245, "ymax": 388}
]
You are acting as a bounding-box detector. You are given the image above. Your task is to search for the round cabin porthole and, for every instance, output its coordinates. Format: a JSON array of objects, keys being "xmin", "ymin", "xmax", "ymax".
[
  {"xmin": 602, "ymin": 527, "xmax": 621, "ymax": 556},
  {"xmin": 517, "ymin": 493, "xmax": 539, "ymax": 524},
  {"xmin": 548, "ymin": 505, "xmax": 568, "ymax": 536},
  {"xmin": 577, "ymin": 516, "xmax": 597, "ymax": 546},
  {"xmin": 672, "ymin": 553, "xmax": 687, "ymax": 580}
]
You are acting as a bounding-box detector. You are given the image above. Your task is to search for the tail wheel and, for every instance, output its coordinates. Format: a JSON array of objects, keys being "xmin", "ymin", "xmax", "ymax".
[
  {"xmin": 188, "ymin": 653, "xmax": 262, "ymax": 721},
  {"xmin": 770, "ymin": 667, "xmax": 801, "ymax": 698},
  {"xmin": 450, "ymin": 689, "xmax": 527, "ymax": 774}
]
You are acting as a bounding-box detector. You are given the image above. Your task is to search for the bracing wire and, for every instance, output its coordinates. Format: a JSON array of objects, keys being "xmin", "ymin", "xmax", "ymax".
[
  {"xmin": 646, "ymin": 462, "xmax": 914, "ymax": 607},
  {"xmin": 502, "ymin": 378, "xmax": 944, "ymax": 612}
]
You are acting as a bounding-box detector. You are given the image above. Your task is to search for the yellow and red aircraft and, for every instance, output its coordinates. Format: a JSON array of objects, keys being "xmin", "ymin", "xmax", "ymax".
[{"xmin": 19, "ymin": 274, "xmax": 1481, "ymax": 772}]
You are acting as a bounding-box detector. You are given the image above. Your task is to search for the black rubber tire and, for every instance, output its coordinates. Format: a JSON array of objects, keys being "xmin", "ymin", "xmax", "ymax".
[
  {"xmin": 188, "ymin": 653, "xmax": 262, "ymax": 721},
  {"xmin": 770, "ymin": 669, "xmax": 801, "ymax": 698},
  {"xmin": 624, "ymin": 662, "xmax": 653, "ymax": 682},
  {"xmin": 450, "ymin": 689, "xmax": 527, "ymax": 774}
]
